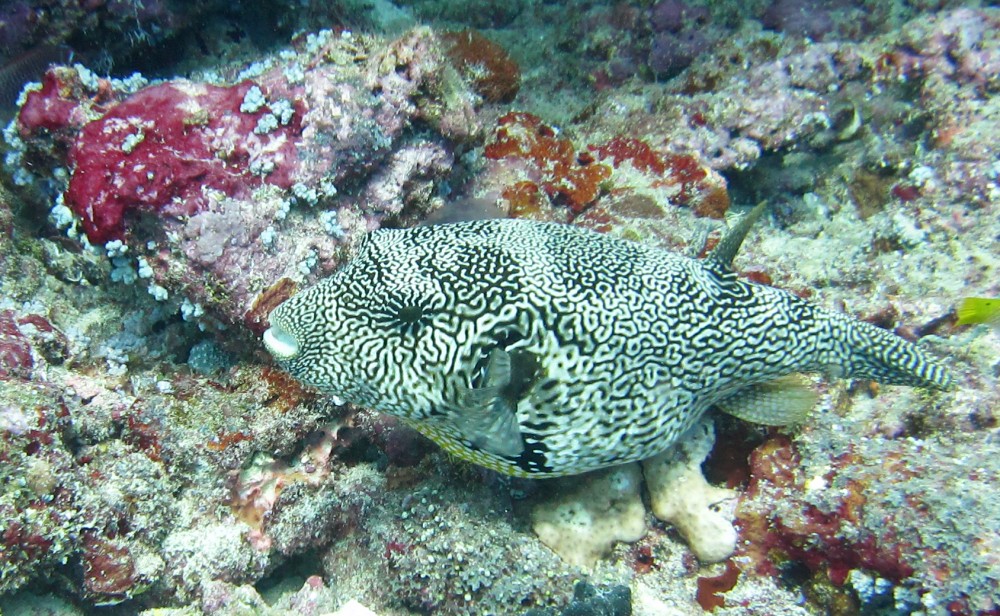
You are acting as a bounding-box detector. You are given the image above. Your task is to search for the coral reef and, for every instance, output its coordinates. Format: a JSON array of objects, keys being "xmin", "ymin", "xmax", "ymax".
[
  {"xmin": 0, "ymin": 0, "xmax": 185, "ymax": 59},
  {"xmin": 478, "ymin": 111, "xmax": 728, "ymax": 227},
  {"xmin": 10, "ymin": 27, "xmax": 477, "ymax": 330},
  {"xmin": 523, "ymin": 582, "xmax": 631, "ymax": 616},
  {"xmin": 0, "ymin": 3, "xmax": 998, "ymax": 615},
  {"xmin": 737, "ymin": 420, "xmax": 1000, "ymax": 613}
]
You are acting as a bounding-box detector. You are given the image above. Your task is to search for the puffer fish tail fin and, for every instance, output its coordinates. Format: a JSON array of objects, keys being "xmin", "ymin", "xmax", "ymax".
[
  {"xmin": 822, "ymin": 312, "xmax": 953, "ymax": 390},
  {"xmin": 716, "ymin": 375, "xmax": 819, "ymax": 426},
  {"xmin": 454, "ymin": 348, "xmax": 525, "ymax": 457},
  {"xmin": 705, "ymin": 201, "xmax": 768, "ymax": 275}
]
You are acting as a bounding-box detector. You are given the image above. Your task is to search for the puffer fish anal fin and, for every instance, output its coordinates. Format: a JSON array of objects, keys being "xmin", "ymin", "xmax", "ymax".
[
  {"xmin": 715, "ymin": 375, "xmax": 818, "ymax": 426},
  {"xmin": 455, "ymin": 348, "xmax": 525, "ymax": 457},
  {"xmin": 704, "ymin": 201, "xmax": 768, "ymax": 277}
]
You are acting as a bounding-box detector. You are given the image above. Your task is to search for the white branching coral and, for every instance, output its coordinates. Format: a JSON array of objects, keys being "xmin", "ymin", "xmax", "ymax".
[
  {"xmin": 642, "ymin": 416, "xmax": 738, "ymax": 563},
  {"xmin": 529, "ymin": 463, "xmax": 646, "ymax": 568}
]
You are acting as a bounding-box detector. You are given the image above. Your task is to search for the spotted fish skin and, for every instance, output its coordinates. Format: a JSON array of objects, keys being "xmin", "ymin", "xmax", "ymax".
[{"xmin": 264, "ymin": 214, "xmax": 952, "ymax": 478}]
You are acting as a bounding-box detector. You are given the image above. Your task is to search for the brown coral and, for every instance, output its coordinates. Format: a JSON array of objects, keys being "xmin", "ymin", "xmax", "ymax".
[{"xmin": 442, "ymin": 30, "xmax": 521, "ymax": 103}]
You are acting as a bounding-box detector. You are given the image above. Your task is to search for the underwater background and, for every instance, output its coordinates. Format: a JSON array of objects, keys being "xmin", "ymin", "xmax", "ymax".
[{"xmin": 0, "ymin": 0, "xmax": 998, "ymax": 614}]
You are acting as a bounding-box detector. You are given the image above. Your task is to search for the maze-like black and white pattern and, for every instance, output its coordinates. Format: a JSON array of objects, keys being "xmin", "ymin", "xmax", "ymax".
[{"xmin": 266, "ymin": 219, "xmax": 952, "ymax": 478}]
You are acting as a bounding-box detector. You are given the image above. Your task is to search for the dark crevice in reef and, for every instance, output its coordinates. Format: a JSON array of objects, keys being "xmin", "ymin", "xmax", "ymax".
[
  {"xmin": 722, "ymin": 149, "xmax": 847, "ymax": 228},
  {"xmin": 254, "ymin": 549, "xmax": 325, "ymax": 602}
]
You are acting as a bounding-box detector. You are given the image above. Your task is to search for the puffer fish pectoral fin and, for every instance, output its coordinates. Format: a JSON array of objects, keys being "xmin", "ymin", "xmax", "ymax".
[
  {"xmin": 454, "ymin": 348, "xmax": 525, "ymax": 457},
  {"xmin": 453, "ymin": 397, "xmax": 525, "ymax": 457},
  {"xmin": 458, "ymin": 347, "xmax": 512, "ymax": 407},
  {"xmin": 715, "ymin": 375, "xmax": 818, "ymax": 426},
  {"xmin": 705, "ymin": 201, "xmax": 768, "ymax": 275},
  {"xmin": 481, "ymin": 346, "xmax": 512, "ymax": 389}
]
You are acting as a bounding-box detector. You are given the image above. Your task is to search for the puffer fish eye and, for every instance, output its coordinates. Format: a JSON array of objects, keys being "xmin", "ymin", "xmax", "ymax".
[{"xmin": 377, "ymin": 298, "xmax": 434, "ymax": 337}]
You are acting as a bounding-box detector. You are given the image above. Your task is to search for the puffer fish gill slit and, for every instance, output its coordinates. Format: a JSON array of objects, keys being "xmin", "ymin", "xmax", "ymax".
[{"xmin": 264, "ymin": 204, "xmax": 952, "ymax": 478}]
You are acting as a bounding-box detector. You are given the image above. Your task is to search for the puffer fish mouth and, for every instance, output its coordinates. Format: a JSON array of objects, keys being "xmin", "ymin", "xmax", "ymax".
[{"xmin": 263, "ymin": 324, "xmax": 299, "ymax": 361}]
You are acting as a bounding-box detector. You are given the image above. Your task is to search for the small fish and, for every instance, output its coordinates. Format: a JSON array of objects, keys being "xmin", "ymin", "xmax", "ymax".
[
  {"xmin": 263, "ymin": 203, "xmax": 952, "ymax": 478},
  {"xmin": 955, "ymin": 297, "xmax": 1000, "ymax": 327},
  {"xmin": 419, "ymin": 196, "xmax": 506, "ymax": 226}
]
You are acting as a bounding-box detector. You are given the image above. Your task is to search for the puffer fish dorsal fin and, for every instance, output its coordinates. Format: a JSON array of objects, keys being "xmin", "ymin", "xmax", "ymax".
[
  {"xmin": 705, "ymin": 201, "xmax": 768, "ymax": 276},
  {"xmin": 454, "ymin": 348, "xmax": 525, "ymax": 457},
  {"xmin": 715, "ymin": 374, "xmax": 818, "ymax": 426}
]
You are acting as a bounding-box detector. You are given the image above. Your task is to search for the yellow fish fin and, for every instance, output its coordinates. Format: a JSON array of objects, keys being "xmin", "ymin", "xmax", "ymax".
[{"xmin": 956, "ymin": 297, "xmax": 1000, "ymax": 327}]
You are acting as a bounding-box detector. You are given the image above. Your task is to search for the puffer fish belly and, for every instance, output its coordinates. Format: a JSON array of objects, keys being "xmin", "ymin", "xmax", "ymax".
[{"xmin": 263, "ymin": 214, "xmax": 952, "ymax": 478}]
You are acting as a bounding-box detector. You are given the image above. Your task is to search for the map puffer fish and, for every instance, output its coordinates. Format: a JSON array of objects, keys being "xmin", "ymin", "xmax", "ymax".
[{"xmin": 263, "ymin": 204, "xmax": 952, "ymax": 478}]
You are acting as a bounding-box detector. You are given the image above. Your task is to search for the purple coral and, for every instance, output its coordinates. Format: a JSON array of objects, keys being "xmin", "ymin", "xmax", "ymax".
[
  {"xmin": 647, "ymin": 1, "xmax": 714, "ymax": 78},
  {"xmin": 649, "ymin": 0, "xmax": 709, "ymax": 34},
  {"xmin": 762, "ymin": 0, "xmax": 842, "ymax": 40},
  {"xmin": 0, "ymin": 2, "xmax": 36, "ymax": 52},
  {"xmin": 649, "ymin": 30, "xmax": 710, "ymax": 77}
]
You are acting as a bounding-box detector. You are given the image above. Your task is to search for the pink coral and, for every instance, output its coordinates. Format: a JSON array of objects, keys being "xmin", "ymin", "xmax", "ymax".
[
  {"xmin": 62, "ymin": 80, "xmax": 302, "ymax": 243},
  {"xmin": 0, "ymin": 309, "xmax": 33, "ymax": 380},
  {"xmin": 17, "ymin": 71, "xmax": 82, "ymax": 135}
]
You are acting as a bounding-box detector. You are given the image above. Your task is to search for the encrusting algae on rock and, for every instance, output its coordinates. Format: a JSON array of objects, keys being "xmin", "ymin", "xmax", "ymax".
[{"xmin": 263, "ymin": 202, "xmax": 952, "ymax": 479}]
